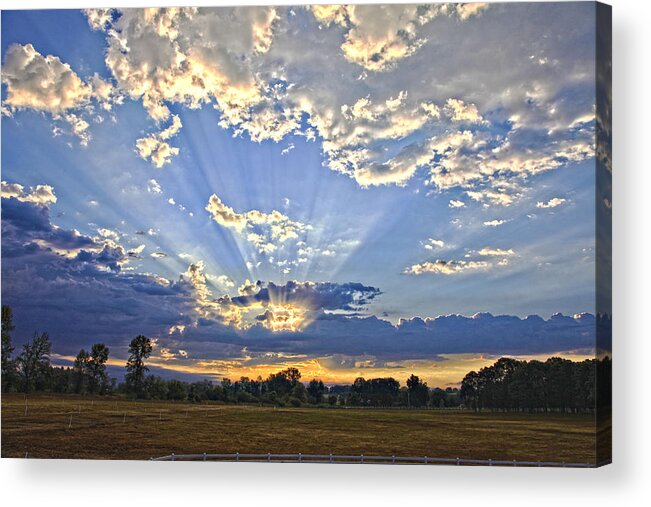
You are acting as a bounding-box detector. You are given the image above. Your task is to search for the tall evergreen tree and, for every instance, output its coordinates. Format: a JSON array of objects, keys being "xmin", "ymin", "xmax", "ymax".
[
  {"xmin": 16, "ymin": 332, "xmax": 51, "ymax": 393},
  {"xmin": 1, "ymin": 305, "xmax": 16, "ymax": 392},
  {"xmin": 125, "ymin": 335, "xmax": 152, "ymax": 398},
  {"xmin": 88, "ymin": 343, "xmax": 110, "ymax": 394}
]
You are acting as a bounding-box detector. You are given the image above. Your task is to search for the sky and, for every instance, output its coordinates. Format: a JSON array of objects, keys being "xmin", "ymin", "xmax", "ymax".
[{"xmin": 0, "ymin": 3, "xmax": 609, "ymax": 386}]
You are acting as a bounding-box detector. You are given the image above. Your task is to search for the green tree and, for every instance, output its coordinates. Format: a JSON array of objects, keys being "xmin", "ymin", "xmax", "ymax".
[
  {"xmin": 265, "ymin": 367, "xmax": 301, "ymax": 396},
  {"xmin": 73, "ymin": 348, "xmax": 90, "ymax": 394},
  {"xmin": 307, "ymin": 379, "xmax": 325, "ymax": 404},
  {"xmin": 167, "ymin": 379, "xmax": 188, "ymax": 401},
  {"xmin": 144, "ymin": 375, "xmax": 168, "ymax": 399},
  {"xmin": 285, "ymin": 367, "xmax": 302, "ymax": 385},
  {"xmin": 291, "ymin": 382, "xmax": 308, "ymax": 403},
  {"xmin": 429, "ymin": 388, "xmax": 447, "ymax": 408},
  {"xmin": 1, "ymin": 305, "xmax": 16, "ymax": 392},
  {"xmin": 16, "ymin": 332, "xmax": 51, "ymax": 393},
  {"xmin": 88, "ymin": 343, "xmax": 110, "ymax": 394},
  {"xmin": 460, "ymin": 357, "xmax": 602, "ymax": 412},
  {"xmin": 406, "ymin": 374, "xmax": 429, "ymax": 407},
  {"xmin": 125, "ymin": 335, "xmax": 152, "ymax": 398}
]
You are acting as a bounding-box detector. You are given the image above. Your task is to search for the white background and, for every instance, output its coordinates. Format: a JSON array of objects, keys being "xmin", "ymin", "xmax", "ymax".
[{"xmin": 1, "ymin": 0, "xmax": 649, "ymax": 504}]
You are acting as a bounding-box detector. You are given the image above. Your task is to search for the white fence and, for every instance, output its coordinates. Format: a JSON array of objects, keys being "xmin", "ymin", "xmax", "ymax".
[{"xmin": 150, "ymin": 453, "xmax": 599, "ymax": 467}]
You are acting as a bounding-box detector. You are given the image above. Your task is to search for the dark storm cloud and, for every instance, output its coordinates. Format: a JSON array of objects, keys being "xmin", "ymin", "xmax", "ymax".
[
  {"xmin": 3, "ymin": 197, "xmax": 96, "ymax": 251},
  {"xmin": 167, "ymin": 310, "xmax": 598, "ymax": 362},
  {"xmin": 227, "ymin": 280, "xmax": 382, "ymax": 312},
  {"xmin": 1, "ymin": 197, "xmax": 51, "ymax": 232},
  {"xmin": 1, "ymin": 197, "xmax": 200, "ymax": 355},
  {"xmin": 2, "ymin": 197, "xmax": 598, "ymax": 363}
]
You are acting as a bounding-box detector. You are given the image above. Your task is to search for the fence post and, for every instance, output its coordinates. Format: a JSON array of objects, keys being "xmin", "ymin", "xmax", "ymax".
[
  {"xmin": 392, "ymin": 455, "xmax": 396, "ymax": 463},
  {"xmin": 171, "ymin": 453, "xmax": 175, "ymax": 462},
  {"xmin": 203, "ymin": 453, "xmax": 207, "ymax": 462},
  {"xmin": 268, "ymin": 453, "xmax": 271, "ymax": 462},
  {"xmin": 329, "ymin": 453, "xmax": 333, "ymax": 464},
  {"xmin": 298, "ymin": 453, "xmax": 302, "ymax": 463},
  {"xmin": 424, "ymin": 456, "xmax": 428, "ymax": 464},
  {"xmin": 361, "ymin": 454, "xmax": 364, "ymax": 464},
  {"xmin": 236, "ymin": 452, "xmax": 240, "ymax": 462},
  {"xmin": 456, "ymin": 457, "xmax": 460, "ymax": 466},
  {"xmin": 512, "ymin": 459, "xmax": 516, "ymax": 467}
]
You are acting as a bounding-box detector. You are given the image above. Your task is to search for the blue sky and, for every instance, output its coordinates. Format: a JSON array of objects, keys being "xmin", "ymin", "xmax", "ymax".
[{"xmin": 1, "ymin": 4, "xmax": 607, "ymax": 384}]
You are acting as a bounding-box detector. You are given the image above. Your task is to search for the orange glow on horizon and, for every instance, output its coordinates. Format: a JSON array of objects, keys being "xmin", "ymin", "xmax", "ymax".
[{"xmin": 52, "ymin": 350, "xmax": 597, "ymax": 388}]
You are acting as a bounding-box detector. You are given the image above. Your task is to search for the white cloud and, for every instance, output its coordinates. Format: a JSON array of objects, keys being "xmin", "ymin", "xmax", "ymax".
[
  {"xmin": 205, "ymin": 193, "xmax": 308, "ymax": 253},
  {"xmin": 3, "ymin": 5, "xmax": 597, "ymax": 208},
  {"xmin": 84, "ymin": 8, "xmax": 114, "ymax": 31},
  {"xmin": 147, "ymin": 179, "xmax": 162, "ymax": 194},
  {"xmin": 100, "ymin": 7, "xmax": 282, "ymax": 134},
  {"xmin": 478, "ymin": 247, "xmax": 515, "ymax": 257},
  {"xmin": 483, "ymin": 219, "xmax": 506, "ymax": 227},
  {"xmin": 0, "ymin": 44, "xmax": 115, "ymax": 144},
  {"xmin": 136, "ymin": 137, "xmax": 179, "ymax": 168},
  {"xmin": 136, "ymin": 115, "xmax": 182, "ymax": 167},
  {"xmin": 309, "ymin": 92, "xmax": 447, "ymax": 187},
  {"xmin": 97, "ymin": 228, "xmax": 120, "ymax": 241},
  {"xmin": 206, "ymin": 273, "xmax": 236, "ymax": 289},
  {"xmin": 127, "ymin": 244, "xmax": 146, "ymax": 257},
  {"xmin": 310, "ymin": 4, "xmax": 488, "ymax": 72},
  {"xmin": 404, "ymin": 259, "xmax": 490, "ymax": 276},
  {"xmin": 444, "ymin": 98, "xmax": 484, "ymax": 123},
  {"xmin": 466, "ymin": 189, "xmax": 516, "ymax": 207},
  {"xmin": 423, "ymin": 238, "xmax": 445, "ymax": 250},
  {"xmin": 64, "ymin": 113, "xmax": 91, "ymax": 145},
  {"xmin": 157, "ymin": 114, "xmax": 183, "ymax": 140},
  {"xmin": 456, "ymin": 3, "xmax": 490, "ymax": 21},
  {"xmin": 1, "ymin": 181, "xmax": 57, "ymax": 207},
  {"xmin": 281, "ymin": 143, "xmax": 295, "ymax": 155},
  {"xmin": 90, "ymin": 73, "xmax": 120, "ymax": 110},
  {"xmin": 1, "ymin": 44, "xmax": 91, "ymax": 114},
  {"xmin": 536, "ymin": 197, "xmax": 567, "ymax": 209},
  {"xmin": 448, "ymin": 199, "xmax": 465, "ymax": 208}
]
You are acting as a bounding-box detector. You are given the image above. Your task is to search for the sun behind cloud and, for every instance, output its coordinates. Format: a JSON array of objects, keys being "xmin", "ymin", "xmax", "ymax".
[{"xmin": 256, "ymin": 304, "xmax": 308, "ymax": 332}]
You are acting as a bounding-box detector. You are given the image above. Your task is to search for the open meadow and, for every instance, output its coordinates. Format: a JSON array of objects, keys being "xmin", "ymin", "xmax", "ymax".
[{"xmin": 1, "ymin": 394, "xmax": 604, "ymax": 463}]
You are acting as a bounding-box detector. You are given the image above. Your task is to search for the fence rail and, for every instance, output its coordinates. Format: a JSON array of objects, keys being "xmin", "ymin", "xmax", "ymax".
[{"xmin": 149, "ymin": 453, "xmax": 598, "ymax": 467}]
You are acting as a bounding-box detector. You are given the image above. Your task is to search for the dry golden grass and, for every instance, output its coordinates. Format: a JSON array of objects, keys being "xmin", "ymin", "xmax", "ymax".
[{"xmin": 1, "ymin": 393, "xmax": 599, "ymax": 463}]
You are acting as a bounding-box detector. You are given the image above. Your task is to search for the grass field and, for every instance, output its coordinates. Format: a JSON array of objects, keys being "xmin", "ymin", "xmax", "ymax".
[{"xmin": 1, "ymin": 393, "xmax": 603, "ymax": 463}]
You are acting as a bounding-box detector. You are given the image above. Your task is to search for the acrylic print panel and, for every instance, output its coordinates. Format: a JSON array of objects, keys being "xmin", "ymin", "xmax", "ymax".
[{"xmin": 0, "ymin": 2, "xmax": 611, "ymax": 466}]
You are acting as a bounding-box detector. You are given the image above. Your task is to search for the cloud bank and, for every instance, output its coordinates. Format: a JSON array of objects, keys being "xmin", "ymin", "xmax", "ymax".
[
  {"xmin": 2, "ymin": 191, "xmax": 598, "ymax": 364},
  {"xmin": 3, "ymin": 4, "xmax": 597, "ymax": 202}
]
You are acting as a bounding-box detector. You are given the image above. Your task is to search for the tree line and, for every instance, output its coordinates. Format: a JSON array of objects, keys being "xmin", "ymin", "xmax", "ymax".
[
  {"xmin": 1, "ymin": 305, "xmax": 460, "ymax": 407},
  {"xmin": 460, "ymin": 356, "xmax": 612, "ymax": 412},
  {"xmin": 2, "ymin": 305, "xmax": 609, "ymax": 411}
]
